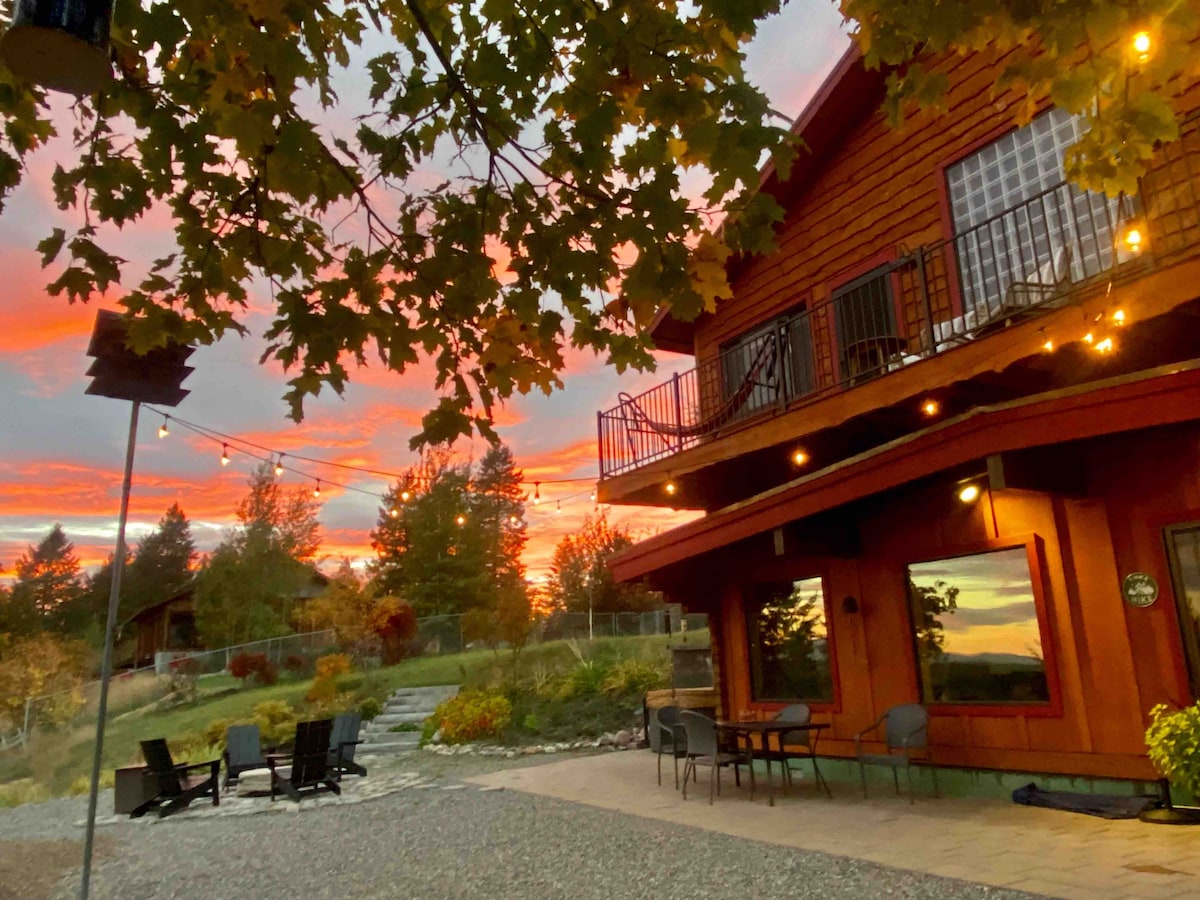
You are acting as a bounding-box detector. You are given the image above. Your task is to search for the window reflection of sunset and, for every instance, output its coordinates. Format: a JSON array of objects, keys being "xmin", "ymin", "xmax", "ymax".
[{"xmin": 909, "ymin": 547, "xmax": 1042, "ymax": 661}]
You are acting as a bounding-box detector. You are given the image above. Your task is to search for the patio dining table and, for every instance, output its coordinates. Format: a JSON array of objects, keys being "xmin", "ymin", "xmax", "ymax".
[{"xmin": 716, "ymin": 720, "xmax": 829, "ymax": 807}]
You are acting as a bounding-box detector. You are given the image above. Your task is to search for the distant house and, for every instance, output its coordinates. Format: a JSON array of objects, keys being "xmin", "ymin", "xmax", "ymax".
[{"xmin": 119, "ymin": 570, "xmax": 330, "ymax": 669}]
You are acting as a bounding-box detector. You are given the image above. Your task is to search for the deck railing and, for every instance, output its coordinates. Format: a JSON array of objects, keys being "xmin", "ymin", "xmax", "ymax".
[{"xmin": 597, "ymin": 116, "xmax": 1200, "ymax": 479}]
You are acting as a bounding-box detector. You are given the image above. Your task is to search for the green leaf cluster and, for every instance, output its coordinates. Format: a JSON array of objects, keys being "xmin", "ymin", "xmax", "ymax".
[
  {"xmin": 0, "ymin": 0, "xmax": 794, "ymax": 444},
  {"xmin": 842, "ymin": 0, "xmax": 1200, "ymax": 196},
  {"xmin": 1146, "ymin": 702, "xmax": 1200, "ymax": 800}
]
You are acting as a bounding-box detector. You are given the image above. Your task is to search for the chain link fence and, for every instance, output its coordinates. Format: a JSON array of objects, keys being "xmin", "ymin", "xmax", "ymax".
[{"xmin": 6, "ymin": 607, "xmax": 708, "ymax": 751}]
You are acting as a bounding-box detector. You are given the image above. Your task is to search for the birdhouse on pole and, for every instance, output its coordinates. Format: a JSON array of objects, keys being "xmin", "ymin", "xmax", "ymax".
[
  {"xmin": 0, "ymin": 0, "xmax": 114, "ymax": 95},
  {"xmin": 85, "ymin": 310, "xmax": 194, "ymax": 406}
]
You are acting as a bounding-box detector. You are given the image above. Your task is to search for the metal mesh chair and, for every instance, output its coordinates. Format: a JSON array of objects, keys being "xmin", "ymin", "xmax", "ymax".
[
  {"xmin": 651, "ymin": 706, "xmax": 688, "ymax": 789},
  {"xmin": 679, "ymin": 710, "xmax": 748, "ymax": 805},
  {"xmin": 854, "ymin": 703, "xmax": 938, "ymax": 803}
]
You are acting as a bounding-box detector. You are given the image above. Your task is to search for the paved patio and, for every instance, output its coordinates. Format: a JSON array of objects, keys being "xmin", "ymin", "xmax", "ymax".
[{"xmin": 466, "ymin": 751, "xmax": 1200, "ymax": 900}]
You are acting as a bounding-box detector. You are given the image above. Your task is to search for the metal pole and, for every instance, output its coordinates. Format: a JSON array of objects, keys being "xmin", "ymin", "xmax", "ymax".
[{"xmin": 80, "ymin": 400, "xmax": 140, "ymax": 900}]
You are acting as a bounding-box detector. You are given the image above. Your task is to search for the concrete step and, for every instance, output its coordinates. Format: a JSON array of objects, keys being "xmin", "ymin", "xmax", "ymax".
[
  {"xmin": 383, "ymin": 701, "xmax": 438, "ymax": 713},
  {"xmin": 362, "ymin": 730, "xmax": 421, "ymax": 747},
  {"xmin": 368, "ymin": 712, "xmax": 429, "ymax": 728},
  {"xmin": 390, "ymin": 685, "xmax": 459, "ymax": 699}
]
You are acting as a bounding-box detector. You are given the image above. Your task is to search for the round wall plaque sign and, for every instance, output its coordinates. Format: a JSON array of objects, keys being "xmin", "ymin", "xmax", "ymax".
[{"xmin": 1122, "ymin": 572, "xmax": 1159, "ymax": 608}]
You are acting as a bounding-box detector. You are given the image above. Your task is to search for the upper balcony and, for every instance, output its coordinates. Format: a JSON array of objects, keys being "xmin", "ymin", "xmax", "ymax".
[{"xmin": 597, "ymin": 113, "xmax": 1200, "ymax": 506}]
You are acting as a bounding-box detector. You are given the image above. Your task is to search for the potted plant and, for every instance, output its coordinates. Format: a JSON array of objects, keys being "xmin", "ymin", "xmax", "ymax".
[{"xmin": 1142, "ymin": 703, "xmax": 1200, "ymax": 824}]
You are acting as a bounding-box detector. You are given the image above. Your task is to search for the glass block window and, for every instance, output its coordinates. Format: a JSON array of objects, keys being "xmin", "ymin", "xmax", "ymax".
[{"xmin": 946, "ymin": 108, "xmax": 1132, "ymax": 319}]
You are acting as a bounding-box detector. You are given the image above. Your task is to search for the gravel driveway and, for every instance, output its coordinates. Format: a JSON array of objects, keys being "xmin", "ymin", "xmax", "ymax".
[{"xmin": 1, "ymin": 756, "xmax": 1043, "ymax": 900}]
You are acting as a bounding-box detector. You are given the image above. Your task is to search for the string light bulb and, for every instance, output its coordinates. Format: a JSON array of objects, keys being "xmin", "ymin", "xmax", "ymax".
[
  {"xmin": 389, "ymin": 506, "xmax": 399, "ymax": 519},
  {"xmin": 220, "ymin": 444, "xmax": 230, "ymax": 466},
  {"xmin": 1094, "ymin": 337, "xmax": 1115, "ymax": 354},
  {"xmin": 158, "ymin": 416, "xmax": 170, "ymax": 439},
  {"xmin": 400, "ymin": 489, "xmax": 411, "ymax": 503},
  {"xmin": 1083, "ymin": 332, "xmax": 1094, "ymax": 344},
  {"xmin": 791, "ymin": 448, "xmax": 809, "ymax": 467},
  {"xmin": 533, "ymin": 483, "xmax": 541, "ymax": 505},
  {"xmin": 274, "ymin": 455, "xmax": 285, "ymax": 476},
  {"xmin": 556, "ymin": 500, "xmax": 563, "ymax": 514},
  {"xmin": 958, "ymin": 484, "xmax": 981, "ymax": 504},
  {"xmin": 1112, "ymin": 309, "xmax": 1126, "ymax": 326},
  {"xmin": 1039, "ymin": 329, "xmax": 1054, "ymax": 353},
  {"xmin": 664, "ymin": 480, "xmax": 678, "ymax": 496},
  {"xmin": 456, "ymin": 514, "xmax": 466, "ymax": 526},
  {"xmin": 921, "ymin": 399, "xmax": 940, "ymax": 417},
  {"xmin": 509, "ymin": 514, "xmax": 518, "ymax": 525},
  {"xmin": 313, "ymin": 480, "xmax": 321, "ymax": 498},
  {"xmin": 590, "ymin": 489, "xmax": 597, "ymax": 503},
  {"xmin": 1123, "ymin": 226, "xmax": 1144, "ymax": 253}
]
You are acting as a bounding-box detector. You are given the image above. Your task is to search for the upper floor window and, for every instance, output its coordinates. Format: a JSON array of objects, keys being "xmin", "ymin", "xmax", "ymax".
[
  {"xmin": 832, "ymin": 264, "xmax": 901, "ymax": 385},
  {"xmin": 946, "ymin": 108, "xmax": 1134, "ymax": 322},
  {"xmin": 718, "ymin": 305, "xmax": 815, "ymax": 420},
  {"xmin": 746, "ymin": 576, "xmax": 835, "ymax": 702},
  {"xmin": 907, "ymin": 546, "xmax": 1051, "ymax": 705}
]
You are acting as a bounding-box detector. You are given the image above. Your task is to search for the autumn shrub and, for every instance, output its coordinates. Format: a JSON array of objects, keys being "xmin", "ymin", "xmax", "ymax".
[
  {"xmin": 228, "ymin": 652, "xmax": 277, "ymax": 686},
  {"xmin": 434, "ymin": 691, "xmax": 512, "ymax": 744},
  {"xmin": 306, "ymin": 652, "xmax": 353, "ymax": 703},
  {"xmin": 314, "ymin": 653, "xmax": 352, "ymax": 679},
  {"xmin": 282, "ymin": 654, "xmax": 309, "ymax": 676},
  {"xmin": 251, "ymin": 699, "xmax": 298, "ymax": 747}
]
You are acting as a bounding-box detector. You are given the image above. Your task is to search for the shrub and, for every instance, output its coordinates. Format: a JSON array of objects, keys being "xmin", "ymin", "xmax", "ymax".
[
  {"xmin": 435, "ymin": 691, "xmax": 512, "ymax": 744},
  {"xmin": 601, "ymin": 658, "xmax": 668, "ymax": 697},
  {"xmin": 359, "ymin": 696, "xmax": 383, "ymax": 721},
  {"xmin": 1146, "ymin": 702, "xmax": 1200, "ymax": 800},
  {"xmin": 252, "ymin": 699, "xmax": 298, "ymax": 747},
  {"xmin": 314, "ymin": 653, "xmax": 353, "ymax": 680},
  {"xmin": 228, "ymin": 652, "xmax": 278, "ymax": 686},
  {"xmin": 419, "ymin": 715, "xmax": 439, "ymax": 747},
  {"xmin": 202, "ymin": 718, "xmax": 233, "ymax": 748},
  {"xmin": 283, "ymin": 654, "xmax": 308, "ymax": 675},
  {"xmin": 565, "ymin": 660, "xmax": 610, "ymax": 698},
  {"xmin": 0, "ymin": 634, "xmax": 91, "ymax": 729}
]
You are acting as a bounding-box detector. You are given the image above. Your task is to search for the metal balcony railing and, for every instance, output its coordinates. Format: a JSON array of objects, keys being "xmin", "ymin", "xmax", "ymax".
[{"xmin": 597, "ymin": 114, "xmax": 1200, "ymax": 480}]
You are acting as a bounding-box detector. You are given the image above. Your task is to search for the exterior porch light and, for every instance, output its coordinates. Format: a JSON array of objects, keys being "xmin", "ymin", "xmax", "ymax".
[
  {"xmin": 1133, "ymin": 31, "xmax": 1152, "ymax": 61},
  {"xmin": 790, "ymin": 448, "xmax": 809, "ymax": 467},
  {"xmin": 1123, "ymin": 226, "xmax": 1144, "ymax": 253},
  {"xmin": 921, "ymin": 398, "xmax": 940, "ymax": 417},
  {"xmin": 664, "ymin": 479, "xmax": 678, "ymax": 496},
  {"xmin": 958, "ymin": 483, "xmax": 981, "ymax": 504}
]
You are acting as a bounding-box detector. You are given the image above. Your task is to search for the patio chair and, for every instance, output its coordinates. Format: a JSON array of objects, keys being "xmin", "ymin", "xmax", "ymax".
[
  {"xmin": 679, "ymin": 710, "xmax": 749, "ymax": 805},
  {"xmin": 650, "ymin": 706, "xmax": 688, "ymax": 789},
  {"xmin": 268, "ymin": 718, "xmax": 341, "ymax": 802},
  {"xmin": 223, "ymin": 723, "xmax": 267, "ymax": 790},
  {"xmin": 769, "ymin": 704, "xmax": 832, "ymax": 798},
  {"xmin": 328, "ymin": 711, "xmax": 367, "ymax": 781},
  {"xmin": 131, "ymin": 738, "xmax": 220, "ymax": 819},
  {"xmin": 854, "ymin": 703, "xmax": 938, "ymax": 804}
]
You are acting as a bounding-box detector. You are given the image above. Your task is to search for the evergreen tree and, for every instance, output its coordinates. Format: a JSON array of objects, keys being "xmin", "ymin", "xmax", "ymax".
[
  {"xmin": 8, "ymin": 525, "xmax": 85, "ymax": 635},
  {"xmin": 369, "ymin": 450, "xmax": 489, "ymax": 618},
  {"xmin": 470, "ymin": 443, "xmax": 528, "ymax": 589},
  {"xmin": 548, "ymin": 511, "xmax": 660, "ymax": 615},
  {"xmin": 194, "ymin": 463, "xmax": 322, "ymax": 646}
]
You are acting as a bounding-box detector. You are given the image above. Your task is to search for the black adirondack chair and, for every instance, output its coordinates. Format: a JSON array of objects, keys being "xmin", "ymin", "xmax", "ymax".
[
  {"xmin": 223, "ymin": 723, "xmax": 267, "ymax": 789},
  {"xmin": 268, "ymin": 718, "xmax": 341, "ymax": 802},
  {"xmin": 328, "ymin": 712, "xmax": 366, "ymax": 781},
  {"xmin": 131, "ymin": 739, "xmax": 220, "ymax": 819}
]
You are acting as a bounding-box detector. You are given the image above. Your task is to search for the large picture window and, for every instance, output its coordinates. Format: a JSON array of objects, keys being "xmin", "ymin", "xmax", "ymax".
[
  {"xmin": 746, "ymin": 576, "xmax": 834, "ymax": 702},
  {"xmin": 908, "ymin": 547, "xmax": 1050, "ymax": 705}
]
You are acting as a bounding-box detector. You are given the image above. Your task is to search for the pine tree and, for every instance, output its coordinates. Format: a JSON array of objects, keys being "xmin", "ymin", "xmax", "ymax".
[
  {"xmin": 193, "ymin": 463, "xmax": 322, "ymax": 646},
  {"xmin": 8, "ymin": 525, "xmax": 85, "ymax": 634},
  {"xmin": 471, "ymin": 443, "xmax": 528, "ymax": 588},
  {"xmin": 120, "ymin": 503, "xmax": 197, "ymax": 619}
]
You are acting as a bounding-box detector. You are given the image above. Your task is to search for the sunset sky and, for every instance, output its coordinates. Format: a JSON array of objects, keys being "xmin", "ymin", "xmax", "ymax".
[{"xmin": 0, "ymin": 2, "xmax": 849, "ymax": 586}]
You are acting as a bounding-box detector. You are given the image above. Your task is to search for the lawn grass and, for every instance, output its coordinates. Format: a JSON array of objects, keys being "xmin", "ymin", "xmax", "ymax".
[{"xmin": 0, "ymin": 630, "xmax": 704, "ymax": 802}]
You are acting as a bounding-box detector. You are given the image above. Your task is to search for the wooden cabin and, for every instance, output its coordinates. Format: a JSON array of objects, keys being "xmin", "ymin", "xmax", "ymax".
[
  {"xmin": 124, "ymin": 588, "xmax": 201, "ymax": 669},
  {"xmin": 597, "ymin": 46, "xmax": 1200, "ymax": 782}
]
